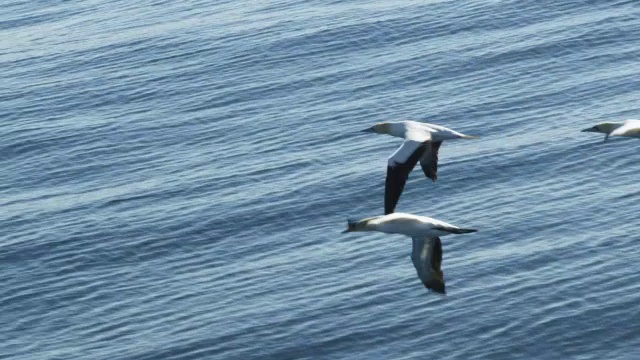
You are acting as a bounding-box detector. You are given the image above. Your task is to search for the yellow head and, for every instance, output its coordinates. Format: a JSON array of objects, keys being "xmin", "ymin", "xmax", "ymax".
[
  {"xmin": 341, "ymin": 217, "xmax": 377, "ymax": 233},
  {"xmin": 581, "ymin": 122, "xmax": 618, "ymax": 134},
  {"xmin": 582, "ymin": 122, "xmax": 622, "ymax": 142},
  {"xmin": 362, "ymin": 122, "xmax": 391, "ymax": 134}
]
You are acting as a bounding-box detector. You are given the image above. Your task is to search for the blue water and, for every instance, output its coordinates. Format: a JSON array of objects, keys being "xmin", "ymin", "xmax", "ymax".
[{"xmin": 3, "ymin": 1, "xmax": 640, "ymax": 359}]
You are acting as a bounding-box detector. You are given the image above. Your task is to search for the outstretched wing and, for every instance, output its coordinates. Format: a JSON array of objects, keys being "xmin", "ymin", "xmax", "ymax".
[
  {"xmin": 385, "ymin": 140, "xmax": 427, "ymax": 214},
  {"xmin": 419, "ymin": 141, "xmax": 442, "ymax": 182},
  {"xmin": 411, "ymin": 236, "xmax": 445, "ymax": 294}
]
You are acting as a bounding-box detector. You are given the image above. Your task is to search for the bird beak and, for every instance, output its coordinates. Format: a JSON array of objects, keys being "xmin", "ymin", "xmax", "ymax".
[
  {"xmin": 341, "ymin": 229, "xmax": 351, "ymax": 234},
  {"xmin": 581, "ymin": 127, "xmax": 596, "ymax": 132},
  {"xmin": 361, "ymin": 127, "xmax": 375, "ymax": 133}
]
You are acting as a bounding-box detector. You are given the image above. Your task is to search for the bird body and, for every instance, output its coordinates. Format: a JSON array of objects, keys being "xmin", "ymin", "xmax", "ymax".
[
  {"xmin": 343, "ymin": 212, "xmax": 475, "ymax": 238},
  {"xmin": 343, "ymin": 212, "xmax": 477, "ymax": 294},
  {"xmin": 369, "ymin": 121, "xmax": 473, "ymax": 143},
  {"xmin": 363, "ymin": 121, "xmax": 477, "ymax": 214}
]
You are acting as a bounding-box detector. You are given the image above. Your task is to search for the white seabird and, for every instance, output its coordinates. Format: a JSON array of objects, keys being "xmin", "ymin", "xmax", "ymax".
[
  {"xmin": 342, "ymin": 212, "xmax": 477, "ymax": 294},
  {"xmin": 363, "ymin": 121, "xmax": 477, "ymax": 214},
  {"xmin": 582, "ymin": 119, "xmax": 640, "ymax": 142}
]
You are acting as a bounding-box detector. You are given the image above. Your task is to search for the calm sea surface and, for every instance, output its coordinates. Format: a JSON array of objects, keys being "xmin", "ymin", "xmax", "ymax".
[{"xmin": 3, "ymin": 1, "xmax": 640, "ymax": 359}]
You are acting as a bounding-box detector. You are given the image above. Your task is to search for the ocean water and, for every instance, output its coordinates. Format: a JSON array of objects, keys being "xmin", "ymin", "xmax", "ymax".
[{"xmin": 2, "ymin": 0, "xmax": 640, "ymax": 359}]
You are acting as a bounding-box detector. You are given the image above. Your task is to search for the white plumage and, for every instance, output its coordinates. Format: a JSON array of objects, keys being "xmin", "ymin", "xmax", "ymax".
[
  {"xmin": 362, "ymin": 121, "xmax": 477, "ymax": 214},
  {"xmin": 343, "ymin": 212, "xmax": 477, "ymax": 294}
]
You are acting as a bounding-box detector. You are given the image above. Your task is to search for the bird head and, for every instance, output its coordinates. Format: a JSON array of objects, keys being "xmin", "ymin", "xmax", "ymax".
[
  {"xmin": 342, "ymin": 217, "xmax": 376, "ymax": 233},
  {"xmin": 362, "ymin": 122, "xmax": 390, "ymax": 134},
  {"xmin": 582, "ymin": 122, "xmax": 619, "ymax": 142},
  {"xmin": 342, "ymin": 218, "xmax": 362, "ymax": 233},
  {"xmin": 581, "ymin": 122, "xmax": 617, "ymax": 134}
]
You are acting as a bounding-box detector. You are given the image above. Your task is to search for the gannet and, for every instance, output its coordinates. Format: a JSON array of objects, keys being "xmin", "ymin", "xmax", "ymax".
[
  {"xmin": 342, "ymin": 212, "xmax": 477, "ymax": 294},
  {"xmin": 363, "ymin": 121, "xmax": 477, "ymax": 214},
  {"xmin": 582, "ymin": 120, "xmax": 640, "ymax": 142}
]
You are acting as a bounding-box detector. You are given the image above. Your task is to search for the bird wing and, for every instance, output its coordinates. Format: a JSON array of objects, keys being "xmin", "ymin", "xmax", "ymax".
[
  {"xmin": 411, "ymin": 236, "xmax": 445, "ymax": 294},
  {"xmin": 612, "ymin": 120, "xmax": 640, "ymax": 137},
  {"xmin": 385, "ymin": 140, "xmax": 427, "ymax": 214},
  {"xmin": 419, "ymin": 141, "xmax": 442, "ymax": 182}
]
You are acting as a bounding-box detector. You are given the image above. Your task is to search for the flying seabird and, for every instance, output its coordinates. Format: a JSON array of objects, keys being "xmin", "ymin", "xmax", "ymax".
[
  {"xmin": 342, "ymin": 212, "xmax": 477, "ymax": 294},
  {"xmin": 582, "ymin": 119, "xmax": 640, "ymax": 142},
  {"xmin": 362, "ymin": 121, "xmax": 477, "ymax": 214}
]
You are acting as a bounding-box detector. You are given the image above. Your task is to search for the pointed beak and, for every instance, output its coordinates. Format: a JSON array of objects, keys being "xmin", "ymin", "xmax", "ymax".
[
  {"xmin": 581, "ymin": 127, "xmax": 596, "ymax": 132},
  {"xmin": 341, "ymin": 229, "xmax": 350, "ymax": 234},
  {"xmin": 361, "ymin": 127, "xmax": 375, "ymax": 133}
]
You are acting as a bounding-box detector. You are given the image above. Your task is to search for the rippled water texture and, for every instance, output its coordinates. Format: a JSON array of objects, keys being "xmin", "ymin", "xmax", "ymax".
[{"xmin": 2, "ymin": 1, "xmax": 640, "ymax": 359}]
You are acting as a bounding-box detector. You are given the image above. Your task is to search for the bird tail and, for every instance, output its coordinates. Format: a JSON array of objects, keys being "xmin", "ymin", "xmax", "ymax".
[
  {"xmin": 449, "ymin": 228, "xmax": 477, "ymax": 234},
  {"xmin": 434, "ymin": 226, "xmax": 477, "ymax": 234}
]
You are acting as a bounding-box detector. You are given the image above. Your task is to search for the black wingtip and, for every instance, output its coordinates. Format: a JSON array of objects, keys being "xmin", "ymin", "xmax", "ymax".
[{"xmin": 426, "ymin": 281, "xmax": 446, "ymax": 294}]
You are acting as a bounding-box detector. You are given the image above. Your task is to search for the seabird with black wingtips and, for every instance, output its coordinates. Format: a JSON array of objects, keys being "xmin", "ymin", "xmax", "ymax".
[
  {"xmin": 342, "ymin": 212, "xmax": 477, "ymax": 294},
  {"xmin": 362, "ymin": 121, "xmax": 477, "ymax": 214}
]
